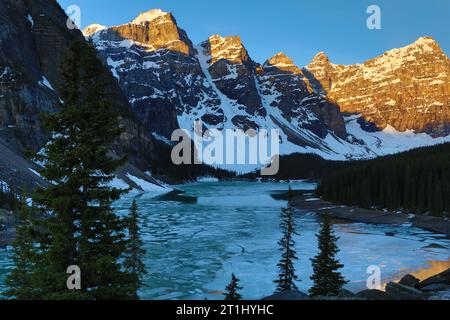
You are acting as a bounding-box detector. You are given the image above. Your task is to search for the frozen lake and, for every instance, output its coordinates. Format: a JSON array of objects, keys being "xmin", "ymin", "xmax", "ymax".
[{"xmin": 0, "ymin": 181, "xmax": 449, "ymax": 299}]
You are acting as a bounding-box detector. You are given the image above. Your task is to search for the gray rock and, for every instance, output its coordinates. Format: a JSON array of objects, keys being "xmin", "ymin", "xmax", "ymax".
[
  {"xmin": 337, "ymin": 289, "xmax": 357, "ymax": 298},
  {"xmin": 420, "ymin": 283, "xmax": 450, "ymax": 292},
  {"xmin": 417, "ymin": 268, "xmax": 450, "ymax": 289},
  {"xmin": 262, "ymin": 290, "xmax": 309, "ymax": 301},
  {"xmin": 398, "ymin": 274, "xmax": 420, "ymax": 288},
  {"xmin": 385, "ymin": 282, "xmax": 427, "ymax": 300},
  {"xmin": 356, "ymin": 289, "xmax": 394, "ymax": 300}
]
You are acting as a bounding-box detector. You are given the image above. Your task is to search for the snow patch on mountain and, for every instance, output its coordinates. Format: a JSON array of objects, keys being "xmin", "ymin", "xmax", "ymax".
[
  {"xmin": 125, "ymin": 173, "xmax": 169, "ymax": 193},
  {"xmin": 131, "ymin": 9, "xmax": 169, "ymax": 25},
  {"xmin": 38, "ymin": 76, "xmax": 54, "ymax": 91},
  {"xmin": 26, "ymin": 14, "xmax": 34, "ymax": 27},
  {"xmin": 345, "ymin": 115, "xmax": 450, "ymax": 156}
]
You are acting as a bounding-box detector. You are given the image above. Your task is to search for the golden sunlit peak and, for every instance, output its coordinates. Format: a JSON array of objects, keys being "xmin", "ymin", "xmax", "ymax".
[{"xmin": 131, "ymin": 9, "xmax": 170, "ymax": 24}]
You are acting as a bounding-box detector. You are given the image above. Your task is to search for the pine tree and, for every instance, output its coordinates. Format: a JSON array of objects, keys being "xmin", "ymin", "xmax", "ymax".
[
  {"xmin": 6, "ymin": 40, "xmax": 132, "ymax": 300},
  {"xmin": 309, "ymin": 214, "xmax": 347, "ymax": 297},
  {"xmin": 274, "ymin": 207, "xmax": 300, "ymax": 292},
  {"xmin": 224, "ymin": 273, "xmax": 243, "ymax": 300},
  {"xmin": 124, "ymin": 200, "xmax": 147, "ymax": 299},
  {"xmin": 4, "ymin": 200, "xmax": 40, "ymax": 299}
]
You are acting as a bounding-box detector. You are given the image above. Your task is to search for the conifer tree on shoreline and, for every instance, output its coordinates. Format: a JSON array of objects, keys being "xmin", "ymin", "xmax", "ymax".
[
  {"xmin": 309, "ymin": 214, "xmax": 347, "ymax": 297},
  {"xmin": 274, "ymin": 207, "xmax": 300, "ymax": 292},
  {"xmin": 224, "ymin": 273, "xmax": 243, "ymax": 300}
]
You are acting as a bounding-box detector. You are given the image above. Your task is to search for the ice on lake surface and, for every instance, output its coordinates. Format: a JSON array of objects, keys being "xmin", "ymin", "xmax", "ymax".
[{"xmin": 0, "ymin": 181, "xmax": 449, "ymax": 299}]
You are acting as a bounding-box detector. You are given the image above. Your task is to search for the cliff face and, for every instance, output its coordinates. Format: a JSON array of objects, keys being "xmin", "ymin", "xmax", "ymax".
[
  {"xmin": 0, "ymin": 0, "xmax": 155, "ymax": 189},
  {"xmin": 306, "ymin": 37, "xmax": 450, "ymax": 136},
  {"xmin": 258, "ymin": 52, "xmax": 346, "ymax": 139},
  {"xmin": 85, "ymin": 10, "xmax": 226, "ymax": 137},
  {"xmin": 200, "ymin": 35, "xmax": 266, "ymax": 128}
]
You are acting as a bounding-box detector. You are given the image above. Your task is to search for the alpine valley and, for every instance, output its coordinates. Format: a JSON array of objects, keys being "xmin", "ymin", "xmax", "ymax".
[
  {"xmin": 0, "ymin": 1, "xmax": 450, "ymax": 302},
  {"xmin": 84, "ymin": 9, "xmax": 450, "ymax": 167},
  {"xmin": 0, "ymin": 2, "xmax": 450, "ymax": 187}
]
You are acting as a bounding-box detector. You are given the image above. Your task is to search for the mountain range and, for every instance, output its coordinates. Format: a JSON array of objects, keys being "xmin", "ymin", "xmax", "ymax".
[
  {"xmin": 0, "ymin": 2, "xmax": 449, "ymax": 190},
  {"xmin": 84, "ymin": 9, "xmax": 450, "ymax": 164}
]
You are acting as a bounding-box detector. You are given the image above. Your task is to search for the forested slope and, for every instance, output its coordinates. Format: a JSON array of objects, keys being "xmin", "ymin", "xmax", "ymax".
[{"xmin": 317, "ymin": 143, "xmax": 450, "ymax": 217}]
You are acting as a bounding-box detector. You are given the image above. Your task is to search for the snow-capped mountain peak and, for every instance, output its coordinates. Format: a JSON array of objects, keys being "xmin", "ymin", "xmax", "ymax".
[
  {"xmin": 83, "ymin": 8, "xmax": 450, "ymax": 167},
  {"xmin": 204, "ymin": 35, "xmax": 250, "ymax": 65},
  {"xmin": 131, "ymin": 9, "xmax": 170, "ymax": 25},
  {"xmin": 264, "ymin": 52, "xmax": 301, "ymax": 73},
  {"xmin": 82, "ymin": 24, "xmax": 107, "ymax": 37}
]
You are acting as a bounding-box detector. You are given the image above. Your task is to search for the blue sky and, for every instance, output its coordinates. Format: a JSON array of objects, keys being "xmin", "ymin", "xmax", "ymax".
[{"xmin": 57, "ymin": 0, "xmax": 450, "ymax": 67}]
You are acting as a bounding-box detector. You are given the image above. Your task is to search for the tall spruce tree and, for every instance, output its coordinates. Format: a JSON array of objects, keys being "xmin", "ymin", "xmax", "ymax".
[
  {"xmin": 274, "ymin": 207, "xmax": 300, "ymax": 292},
  {"xmin": 224, "ymin": 273, "xmax": 243, "ymax": 300},
  {"xmin": 124, "ymin": 200, "xmax": 147, "ymax": 299},
  {"xmin": 6, "ymin": 40, "xmax": 133, "ymax": 300},
  {"xmin": 309, "ymin": 214, "xmax": 347, "ymax": 297}
]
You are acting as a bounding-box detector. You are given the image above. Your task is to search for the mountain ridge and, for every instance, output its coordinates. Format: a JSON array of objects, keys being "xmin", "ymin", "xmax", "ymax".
[{"xmin": 83, "ymin": 8, "xmax": 450, "ymax": 166}]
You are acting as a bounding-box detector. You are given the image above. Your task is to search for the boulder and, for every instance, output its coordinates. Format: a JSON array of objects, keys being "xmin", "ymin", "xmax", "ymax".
[
  {"xmin": 420, "ymin": 283, "xmax": 450, "ymax": 292},
  {"xmin": 417, "ymin": 268, "xmax": 450, "ymax": 289},
  {"xmin": 398, "ymin": 274, "xmax": 420, "ymax": 288},
  {"xmin": 385, "ymin": 282, "xmax": 427, "ymax": 300},
  {"xmin": 337, "ymin": 289, "xmax": 357, "ymax": 298},
  {"xmin": 262, "ymin": 290, "xmax": 309, "ymax": 301},
  {"xmin": 356, "ymin": 289, "xmax": 394, "ymax": 300}
]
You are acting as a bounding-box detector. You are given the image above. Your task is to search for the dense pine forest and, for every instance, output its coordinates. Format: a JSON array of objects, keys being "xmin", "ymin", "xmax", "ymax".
[
  {"xmin": 243, "ymin": 153, "xmax": 350, "ymax": 180},
  {"xmin": 317, "ymin": 143, "xmax": 450, "ymax": 217}
]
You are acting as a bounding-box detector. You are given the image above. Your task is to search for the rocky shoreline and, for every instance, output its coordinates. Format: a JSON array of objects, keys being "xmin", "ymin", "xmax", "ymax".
[
  {"xmin": 263, "ymin": 268, "xmax": 450, "ymax": 300},
  {"xmin": 288, "ymin": 191, "xmax": 450, "ymax": 237}
]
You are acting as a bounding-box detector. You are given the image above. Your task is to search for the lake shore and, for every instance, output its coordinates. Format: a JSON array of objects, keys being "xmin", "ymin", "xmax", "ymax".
[{"xmin": 289, "ymin": 192, "xmax": 450, "ymax": 237}]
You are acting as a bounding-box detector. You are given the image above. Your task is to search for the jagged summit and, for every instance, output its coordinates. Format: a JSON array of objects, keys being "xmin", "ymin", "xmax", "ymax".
[
  {"xmin": 204, "ymin": 34, "xmax": 250, "ymax": 64},
  {"xmin": 264, "ymin": 52, "xmax": 301, "ymax": 73},
  {"xmin": 305, "ymin": 36, "xmax": 450, "ymax": 136},
  {"xmin": 414, "ymin": 36, "xmax": 437, "ymax": 45},
  {"xmin": 265, "ymin": 52, "xmax": 293, "ymax": 66},
  {"xmin": 131, "ymin": 9, "xmax": 170, "ymax": 24},
  {"xmin": 311, "ymin": 51, "xmax": 330, "ymax": 64},
  {"xmin": 82, "ymin": 24, "xmax": 107, "ymax": 37}
]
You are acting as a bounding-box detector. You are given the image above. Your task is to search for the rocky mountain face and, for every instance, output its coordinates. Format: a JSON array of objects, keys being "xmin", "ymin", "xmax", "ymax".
[
  {"xmin": 258, "ymin": 52, "xmax": 347, "ymax": 140},
  {"xmin": 0, "ymin": 0, "xmax": 158, "ymax": 190},
  {"xmin": 84, "ymin": 9, "xmax": 225, "ymax": 137},
  {"xmin": 86, "ymin": 10, "xmax": 354, "ymax": 160},
  {"xmin": 305, "ymin": 37, "xmax": 450, "ymax": 136}
]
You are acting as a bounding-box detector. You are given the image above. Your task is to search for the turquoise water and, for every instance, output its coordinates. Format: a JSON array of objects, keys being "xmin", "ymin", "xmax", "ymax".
[{"xmin": 0, "ymin": 181, "xmax": 449, "ymax": 299}]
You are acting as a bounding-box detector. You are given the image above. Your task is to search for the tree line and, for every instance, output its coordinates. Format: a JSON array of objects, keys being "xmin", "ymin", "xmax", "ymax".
[{"xmin": 317, "ymin": 143, "xmax": 450, "ymax": 217}]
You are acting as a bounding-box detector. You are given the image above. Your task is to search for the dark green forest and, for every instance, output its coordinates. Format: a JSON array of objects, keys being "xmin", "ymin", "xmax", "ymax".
[
  {"xmin": 317, "ymin": 143, "xmax": 450, "ymax": 217},
  {"xmin": 243, "ymin": 153, "xmax": 350, "ymax": 180}
]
